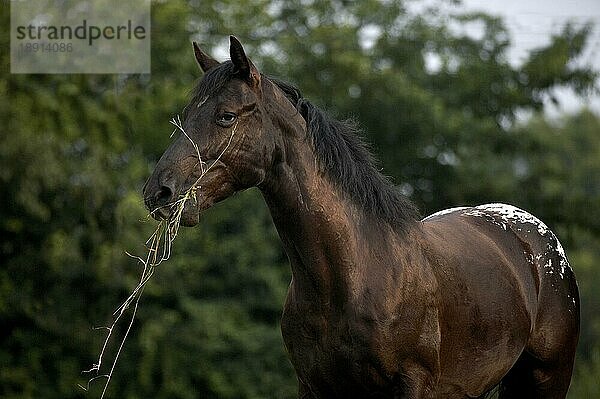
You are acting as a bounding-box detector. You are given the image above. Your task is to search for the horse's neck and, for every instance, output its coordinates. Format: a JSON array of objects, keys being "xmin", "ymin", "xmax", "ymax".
[
  {"xmin": 259, "ymin": 114, "xmax": 368, "ymax": 305},
  {"xmin": 259, "ymin": 82, "xmax": 421, "ymax": 308}
]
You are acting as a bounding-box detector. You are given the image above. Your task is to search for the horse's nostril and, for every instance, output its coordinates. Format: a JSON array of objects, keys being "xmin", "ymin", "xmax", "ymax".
[{"xmin": 154, "ymin": 185, "xmax": 174, "ymax": 206}]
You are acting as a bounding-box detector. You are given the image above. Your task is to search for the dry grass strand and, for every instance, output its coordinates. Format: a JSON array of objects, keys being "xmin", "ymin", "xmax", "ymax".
[{"xmin": 81, "ymin": 116, "xmax": 238, "ymax": 398}]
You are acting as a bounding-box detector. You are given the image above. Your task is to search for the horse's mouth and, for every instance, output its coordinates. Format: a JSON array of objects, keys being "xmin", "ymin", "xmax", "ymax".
[
  {"xmin": 149, "ymin": 163, "xmax": 235, "ymax": 227},
  {"xmin": 149, "ymin": 187, "xmax": 202, "ymax": 227},
  {"xmin": 151, "ymin": 206, "xmax": 171, "ymax": 221}
]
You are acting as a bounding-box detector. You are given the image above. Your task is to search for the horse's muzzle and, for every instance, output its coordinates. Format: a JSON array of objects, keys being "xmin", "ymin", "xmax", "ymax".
[{"xmin": 143, "ymin": 173, "xmax": 178, "ymax": 219}]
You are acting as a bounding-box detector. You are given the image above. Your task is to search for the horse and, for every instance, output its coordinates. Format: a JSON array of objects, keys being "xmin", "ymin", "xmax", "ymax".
[{"xmin": 143, "ymin": 36, "xmax": 580, "ymax": 398}]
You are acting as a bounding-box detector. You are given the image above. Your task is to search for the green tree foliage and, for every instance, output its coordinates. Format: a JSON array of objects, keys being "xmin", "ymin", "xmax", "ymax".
[{"xmin": 1, "ymin": 1, "xmax": 598, "ymax": 398}]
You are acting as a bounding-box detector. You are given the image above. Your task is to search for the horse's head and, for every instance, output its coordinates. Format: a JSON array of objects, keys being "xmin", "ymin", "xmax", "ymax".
[{"xmin": 143, "ymin": 37, "xmax": 283, "ymax": 226}]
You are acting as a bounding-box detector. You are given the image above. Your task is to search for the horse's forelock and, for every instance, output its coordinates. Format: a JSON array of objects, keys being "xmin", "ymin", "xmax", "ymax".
[{"xmin": 186, "ymin": 61, "xmax": 236, "ymax": 115}]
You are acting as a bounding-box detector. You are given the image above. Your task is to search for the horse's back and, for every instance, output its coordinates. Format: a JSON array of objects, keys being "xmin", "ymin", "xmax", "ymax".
[{"xmin": 421, "ymin": 203, "xmax": 579, "ymax": 397}]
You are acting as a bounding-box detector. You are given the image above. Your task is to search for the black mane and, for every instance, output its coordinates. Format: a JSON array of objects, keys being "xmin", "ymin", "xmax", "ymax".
[
  {"xmin": 189, "ymin": 62, "xmax": 420, "ymax": 231},
  {"xmin": 271, "ymin": 78, "xmax": 419, "ymax": 231}
]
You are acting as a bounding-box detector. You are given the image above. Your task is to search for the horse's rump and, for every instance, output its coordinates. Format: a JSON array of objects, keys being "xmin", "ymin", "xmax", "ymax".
[{"xmin": 422, "ymin": 203, "xmax": 579, "ymax": 397}]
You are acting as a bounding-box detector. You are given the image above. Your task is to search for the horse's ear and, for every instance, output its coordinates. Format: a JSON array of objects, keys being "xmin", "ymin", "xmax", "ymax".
[
  {"xmin": 193, "ymin": 42, "xmax": 220, "ymax": 73},
  {"xmin": 229, "ymin": 36, "xmax": 261, "ymax": 88}
]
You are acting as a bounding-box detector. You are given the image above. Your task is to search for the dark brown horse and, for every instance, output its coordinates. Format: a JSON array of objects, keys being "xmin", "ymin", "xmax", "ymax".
[{"xmin": 143, "ymin": 37, "xmax": 579, "ymax": 398}]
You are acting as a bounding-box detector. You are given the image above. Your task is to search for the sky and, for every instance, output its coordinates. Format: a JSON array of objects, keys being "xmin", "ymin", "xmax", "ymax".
[
  {"xmin": 211, "ymin": 0, "xmax": 600, "ymax": 117},
  {"xmin": 460, "ymin": 0, "xmax": 600, "ymax": 116}
]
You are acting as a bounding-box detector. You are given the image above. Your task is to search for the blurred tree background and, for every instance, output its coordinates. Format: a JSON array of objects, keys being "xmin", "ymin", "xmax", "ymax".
[{"xmin": 1, "ymin": 0, "xmax": 599, "ymax": 397}]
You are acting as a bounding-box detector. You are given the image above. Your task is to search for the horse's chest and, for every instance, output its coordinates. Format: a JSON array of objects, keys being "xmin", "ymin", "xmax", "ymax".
[{"xmin": 281, "ymin": 304, "xmax": 392, "ymax": 396}]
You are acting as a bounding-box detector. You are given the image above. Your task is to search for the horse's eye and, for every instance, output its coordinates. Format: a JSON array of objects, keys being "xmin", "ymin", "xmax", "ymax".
[{"xmin": 216, "ymin": 112, "xmax": 237, "ymax": 127}]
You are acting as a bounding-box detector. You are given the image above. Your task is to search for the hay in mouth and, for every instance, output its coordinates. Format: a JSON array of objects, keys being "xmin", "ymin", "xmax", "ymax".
[{"xmin": 81, "ymin": 115, "xmax": 237, "ymax": 398}]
